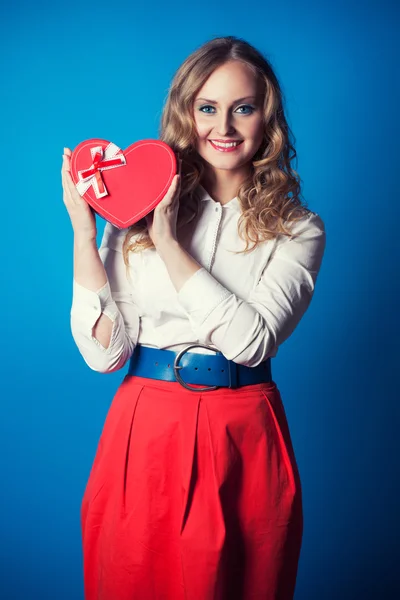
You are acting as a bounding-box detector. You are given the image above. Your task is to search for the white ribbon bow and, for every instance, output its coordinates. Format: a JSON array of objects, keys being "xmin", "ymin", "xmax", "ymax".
[{"xmin": 75, "ymin": 142, "xmax": 126, "ymax": 199}]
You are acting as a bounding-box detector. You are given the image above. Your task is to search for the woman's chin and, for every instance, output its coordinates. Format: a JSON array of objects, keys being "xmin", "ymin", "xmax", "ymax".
[{"xmin": 201, "ymin": 155, "xmax": 251, "ymax": 172}]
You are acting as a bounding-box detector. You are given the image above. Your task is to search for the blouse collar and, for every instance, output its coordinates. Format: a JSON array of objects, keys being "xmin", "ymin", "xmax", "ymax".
[{"xmin": 196, "ymin": 184, "xmax": 241, "ymax": 212}]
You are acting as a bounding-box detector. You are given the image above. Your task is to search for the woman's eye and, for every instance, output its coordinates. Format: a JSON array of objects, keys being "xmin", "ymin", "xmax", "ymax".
[
  {"xmin": 199, "ymin": 105, "xmax": 216, "ymax": 114},
  {"xmin": 198, "ymin": 104, "xmax": 255, "ymax": 115},
  {"xmin": 236, "ymin": 105, "xmax": 255, "ymax": 115}
]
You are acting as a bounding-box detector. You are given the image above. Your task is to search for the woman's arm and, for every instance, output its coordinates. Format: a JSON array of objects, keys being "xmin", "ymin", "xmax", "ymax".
[
  {"xmin": 74, "ymin": 234, "xmax": 112, "ymax": 348},
  {"xmin": 70, "ymin": 223, "xmax": 140, "ymax": 374},
  {"xmin": 156, "ymin": 240, "xmax": 202, "ymax": 291},
  {"xmin": 158, "ymin": 212, "xmax": 327, "ymax": 367},
  {"xmin": 61, "ymin": 147, "xmax": 139, "ymax": 374},
  {"xmin": 143, "ymin": 162, "xmax": 326, "ymax": 368}
]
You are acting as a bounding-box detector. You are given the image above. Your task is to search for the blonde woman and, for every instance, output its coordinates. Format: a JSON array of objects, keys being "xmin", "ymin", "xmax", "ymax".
[{"xmin": 62, "ymin": 35, "xmax": 326, "ymax": 600}]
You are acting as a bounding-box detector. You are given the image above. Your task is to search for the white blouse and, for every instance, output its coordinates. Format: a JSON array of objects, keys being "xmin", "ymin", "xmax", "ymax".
[{"xmin": 70, "ymin": 184, "xmax": 326, "ymax": 373}]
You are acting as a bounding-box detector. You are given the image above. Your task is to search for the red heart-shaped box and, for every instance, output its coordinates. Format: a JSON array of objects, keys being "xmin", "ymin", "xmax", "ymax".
[{"xmin": 70, "ymin": 138, "xmax": 177, "ymax": 229}]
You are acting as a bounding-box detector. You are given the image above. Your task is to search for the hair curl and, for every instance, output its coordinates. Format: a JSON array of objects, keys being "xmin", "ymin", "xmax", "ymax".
[{"xmin": 122, "ymin": 35, "xmax": 310, "ymax": 268}]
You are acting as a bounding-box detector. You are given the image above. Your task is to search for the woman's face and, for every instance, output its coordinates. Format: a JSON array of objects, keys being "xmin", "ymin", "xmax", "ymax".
[{"xmin": 193, "ymin": 60, "xmax": 265, "ymax": 172}]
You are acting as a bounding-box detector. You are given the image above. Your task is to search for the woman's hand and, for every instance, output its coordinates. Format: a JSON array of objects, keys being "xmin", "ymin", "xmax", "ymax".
[
  {"xmin": 61, "ymin": 147, "xmax": 97, "ymax": 241},
  {"xmin": 145, "ymin": 157, "xmax": 182, "ymax": 248}
]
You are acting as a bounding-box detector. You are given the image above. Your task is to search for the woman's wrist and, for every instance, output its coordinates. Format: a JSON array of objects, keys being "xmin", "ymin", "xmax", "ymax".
[
  {"xmin": 74, "ymin": 231, "xmax": 97, "ymax": 249},
  {"xmin": 154, "ymin": 236, "xmax": 179, "ymax": 259},
  {"xmin": 155, "ymin": 238, "xmax": 201, "ymax": 292}
]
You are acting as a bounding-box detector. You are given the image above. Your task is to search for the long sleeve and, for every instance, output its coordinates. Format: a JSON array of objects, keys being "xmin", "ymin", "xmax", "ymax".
[
  {"xmin": 70, "ymin": 223, "xmax": 140, "ymax": 373},
  {"xmin": 176, "ymin": 211, "xmax": 326, "ymax": 366}
]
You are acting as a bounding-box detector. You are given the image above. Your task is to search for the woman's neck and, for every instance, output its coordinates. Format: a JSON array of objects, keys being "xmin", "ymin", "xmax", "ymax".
[{"xmin": 201, "ymin": 164, "xmax": 252, "ymax": 205}]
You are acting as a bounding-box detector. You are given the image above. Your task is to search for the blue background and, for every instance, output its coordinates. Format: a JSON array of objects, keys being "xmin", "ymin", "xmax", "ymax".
[{"xmin": 1, "ymin": 0, "xmax": 399, "ymax": 598}]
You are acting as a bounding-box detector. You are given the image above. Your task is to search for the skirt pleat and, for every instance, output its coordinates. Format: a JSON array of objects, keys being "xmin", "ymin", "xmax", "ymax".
[{"xmin": 81, "ymin": 374, "xmax": 303, "ymax": 600}]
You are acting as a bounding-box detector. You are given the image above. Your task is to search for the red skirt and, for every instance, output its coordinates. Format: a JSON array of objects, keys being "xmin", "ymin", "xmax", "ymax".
[{"xmin": 81, "ymin": 374, "xmax": 303, "ymax": 600}]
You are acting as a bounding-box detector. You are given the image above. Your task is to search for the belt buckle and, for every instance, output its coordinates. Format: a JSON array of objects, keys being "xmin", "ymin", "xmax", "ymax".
[{"xmin": 173, "ymin": 343, "xmax": 219, "ymax": 392}]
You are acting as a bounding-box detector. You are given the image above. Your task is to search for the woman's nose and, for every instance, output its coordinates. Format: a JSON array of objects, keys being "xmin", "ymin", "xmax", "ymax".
[{"xmin": 216, "ymin": 112, "xmax": 236, "ymax": 136}]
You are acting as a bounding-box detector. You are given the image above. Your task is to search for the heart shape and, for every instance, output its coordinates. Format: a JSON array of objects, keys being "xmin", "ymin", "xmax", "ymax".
[{"xmin": 70, "ymin": 138, "xmax": 177, "ymax": 229}]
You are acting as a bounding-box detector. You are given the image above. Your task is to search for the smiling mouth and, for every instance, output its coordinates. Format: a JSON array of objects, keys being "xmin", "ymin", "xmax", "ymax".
[
  {"xmin": 209, "ymin": 140, "xmax": 243, "ymax": 148},
  {"xmin": 208, "ymin": 140, "xmax": 244, "ymax": 152}
]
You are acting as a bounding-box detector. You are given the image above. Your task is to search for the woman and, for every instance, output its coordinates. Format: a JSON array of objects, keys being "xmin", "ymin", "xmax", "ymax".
[{"xmin": 62, "ymin": 35, "xmax": 326, "ymax": 600}]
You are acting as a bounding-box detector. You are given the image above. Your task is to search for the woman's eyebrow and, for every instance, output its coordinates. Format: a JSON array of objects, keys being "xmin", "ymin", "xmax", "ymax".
[{"xmin": 195, "ymin": 96, "xmax": 258, "ymax": 104}]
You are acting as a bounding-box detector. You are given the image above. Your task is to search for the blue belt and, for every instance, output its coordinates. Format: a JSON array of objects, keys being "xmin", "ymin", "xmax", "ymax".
[{"xmin": 127, "ymin": 344, "xmax": 272, "ymax": 392}]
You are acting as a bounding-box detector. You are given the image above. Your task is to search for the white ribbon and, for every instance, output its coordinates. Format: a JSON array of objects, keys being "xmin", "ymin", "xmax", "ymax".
[{"xmin": 75, "ymin": 142, "xmax": 126, "ymax": 199}]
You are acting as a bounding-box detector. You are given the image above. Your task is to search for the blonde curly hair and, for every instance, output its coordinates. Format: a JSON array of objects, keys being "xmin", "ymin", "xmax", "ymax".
[{"xmin": 122, "ymin": 35, "xmax": 310, "ymax": 267}]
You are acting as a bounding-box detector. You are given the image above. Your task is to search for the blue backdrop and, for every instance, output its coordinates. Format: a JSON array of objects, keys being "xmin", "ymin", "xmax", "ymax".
[{"xmin": 1, "ymin": 0, "xmax": 399, "ymax": 598}]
